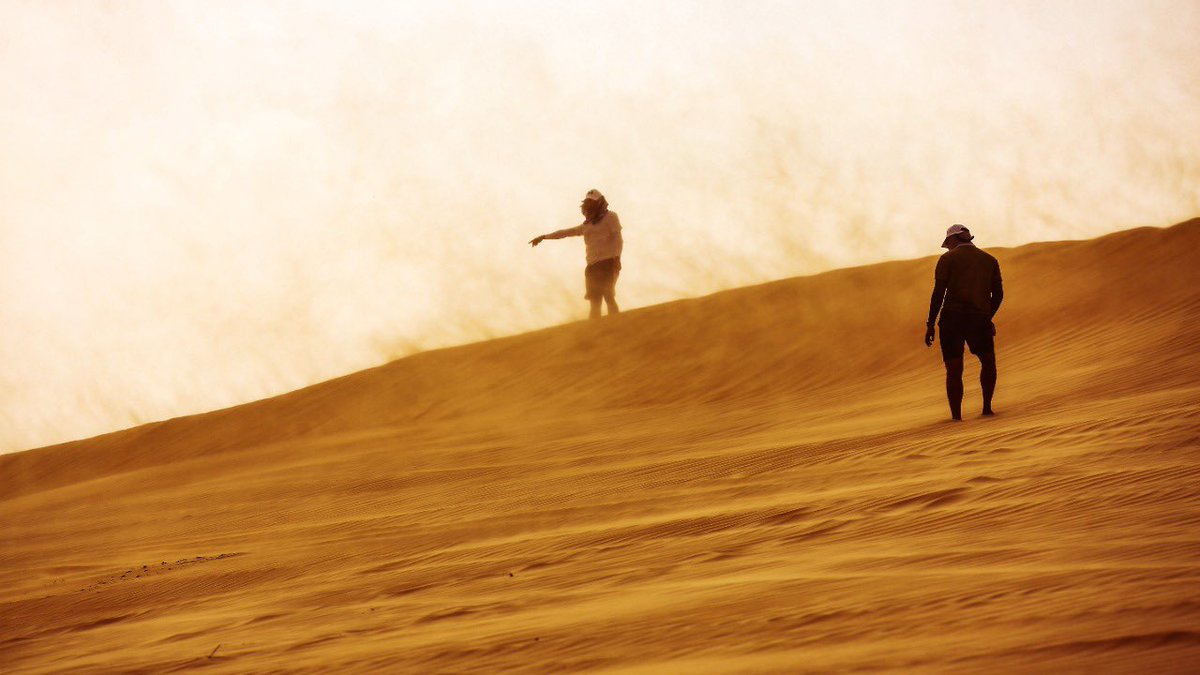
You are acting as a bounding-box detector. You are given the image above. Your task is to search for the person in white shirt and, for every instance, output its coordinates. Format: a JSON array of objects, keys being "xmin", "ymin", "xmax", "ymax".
[{"xmin": 530, "ymin": 189, "xmax": 624, "ymax": 319}]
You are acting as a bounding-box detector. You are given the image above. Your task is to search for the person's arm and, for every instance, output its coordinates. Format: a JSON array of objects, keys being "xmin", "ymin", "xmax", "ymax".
[
  {"xmin": 927, "ymin": 281, "xmax": 947, "ymax": 327},
  {"xmin": 925, "ymin": 281, "xmax": 946, "ymax": 346},
  {"xmin": 989, "ymin": 264, "xmax": 1004, "ymax": 318},
  {"xmin": 925, "ymin": 257, "xmax": 948, "ymax": 346},
  {"xmin": 530, "ymin": 224, "xmax": 583, "ymax": 246}
]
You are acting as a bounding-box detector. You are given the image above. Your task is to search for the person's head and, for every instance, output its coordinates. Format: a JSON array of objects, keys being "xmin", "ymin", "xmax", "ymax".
[
  {"xmin": 941, "ymin": 223, "xmax": 974, "ymax": 249},
  {"xmin": 581, "ymin": 189, "xmax": 608, "ymax": 220}
]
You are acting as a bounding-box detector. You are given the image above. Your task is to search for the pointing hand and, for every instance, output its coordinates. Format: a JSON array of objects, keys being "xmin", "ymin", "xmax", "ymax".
[{"xmin": 529, "ymin": 236, "xmax": 545, "ymax": 247}]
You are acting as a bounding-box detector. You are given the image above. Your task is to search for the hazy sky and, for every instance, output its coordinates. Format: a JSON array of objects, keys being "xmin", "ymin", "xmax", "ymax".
[{"xmin": 2, "ymin": 0, "xmax": 1199, "ymax": 453}]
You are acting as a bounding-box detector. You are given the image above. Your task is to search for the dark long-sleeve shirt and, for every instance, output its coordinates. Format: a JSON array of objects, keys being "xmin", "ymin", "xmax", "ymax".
[{"xmin": 927, "ymin": 244, "xmax": 1003, "ymax": 325}]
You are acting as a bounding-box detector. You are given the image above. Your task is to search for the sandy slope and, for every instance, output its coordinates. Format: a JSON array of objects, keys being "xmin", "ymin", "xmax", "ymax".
[{"xmin": 2, "ymin": 219, "xmax": 1199, "ymax": 673}]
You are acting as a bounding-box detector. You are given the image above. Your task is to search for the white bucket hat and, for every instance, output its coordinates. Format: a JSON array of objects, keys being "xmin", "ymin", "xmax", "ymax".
[{"xmin": 942, "ymin": 224, "xmax": 974, "ymax": 248}]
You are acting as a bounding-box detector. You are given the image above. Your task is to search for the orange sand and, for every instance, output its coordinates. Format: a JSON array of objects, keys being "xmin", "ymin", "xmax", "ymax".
[{"xmin": 2, "ymin": 220, "xmax": 1199, "ymax": 673}]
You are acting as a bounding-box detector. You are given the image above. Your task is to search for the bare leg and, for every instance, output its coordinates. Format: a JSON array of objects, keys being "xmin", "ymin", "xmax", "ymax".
[
  {"xmin": 945, "ymin": 357, "xmax": 964, "ymax": 420},
  {"xmin": 980, "ymin": 353, "xmax": 996, "ymax": 415},
  {"xmin": 603, "ymin": 292, "xmax": 620, "ymax": 315},
  {"xmin": 589, "ymin": 298, "xmax": 602, "ymax": 320}
]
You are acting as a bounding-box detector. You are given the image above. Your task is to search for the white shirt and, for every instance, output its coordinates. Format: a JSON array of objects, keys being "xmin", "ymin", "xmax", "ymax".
[{"xmin": 546, "ymin": 210, "xmax": 623, "ymax": 265}]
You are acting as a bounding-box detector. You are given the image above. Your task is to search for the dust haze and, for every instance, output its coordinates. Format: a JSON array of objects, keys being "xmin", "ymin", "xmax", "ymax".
[{"xmin": 2, "ymin": 0, "xmax": 1198, "ymax": 453}]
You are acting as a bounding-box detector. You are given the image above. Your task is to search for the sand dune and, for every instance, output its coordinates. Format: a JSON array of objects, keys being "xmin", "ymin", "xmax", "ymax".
[{"xmin": 2, "ymin": 219, "xmax": 1199, "ymax": 673}]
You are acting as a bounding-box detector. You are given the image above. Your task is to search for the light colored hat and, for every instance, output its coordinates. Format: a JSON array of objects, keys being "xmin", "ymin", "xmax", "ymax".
[
  {"xmin": 584, "ymin": 189, "xmax": 605, "ymax": 202},
  {"xmin": 942, "ymin": 223, "xmax": 973, "ymax": 248}
]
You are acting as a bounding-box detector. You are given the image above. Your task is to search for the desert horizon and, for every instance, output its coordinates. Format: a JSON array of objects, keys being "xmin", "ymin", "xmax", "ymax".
[
  {"xmin": 3, "ymin": 218, "xmax": 1199, "ymax": 672},
  {"xmin": 0, "ymin": 220, "xmax": 1165, "ymax": 458}
]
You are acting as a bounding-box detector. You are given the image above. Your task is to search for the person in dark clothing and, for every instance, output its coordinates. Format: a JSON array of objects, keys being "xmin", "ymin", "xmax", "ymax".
[{"xmin": 924, "ymin": 224, "xmax": 1004, "ymax": 420}]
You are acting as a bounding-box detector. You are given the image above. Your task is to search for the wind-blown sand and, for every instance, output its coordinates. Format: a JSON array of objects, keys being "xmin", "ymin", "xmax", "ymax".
[{"xmin": 2, "ymin": 220, "xmax": 1199, "ymax": 673}]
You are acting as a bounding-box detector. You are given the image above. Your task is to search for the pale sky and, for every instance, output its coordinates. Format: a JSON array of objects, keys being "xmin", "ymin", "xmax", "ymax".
[{"xmin": 2, "ymin": 0, "xmax": 1199, "ymax": 453}]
